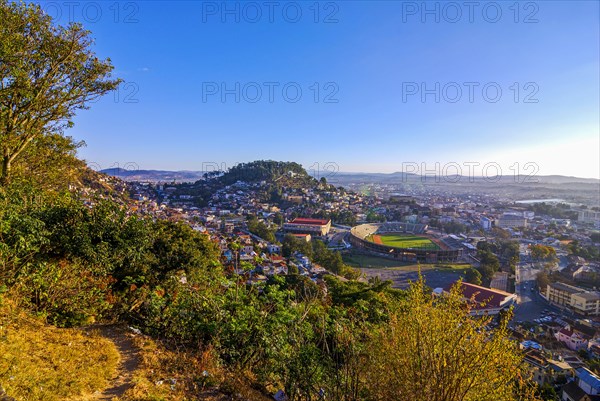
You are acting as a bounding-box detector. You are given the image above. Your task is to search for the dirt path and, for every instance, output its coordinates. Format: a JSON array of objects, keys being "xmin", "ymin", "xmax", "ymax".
[{"xmin": 78, "ymin": 325, "xmax": 141, "ymax": 401}]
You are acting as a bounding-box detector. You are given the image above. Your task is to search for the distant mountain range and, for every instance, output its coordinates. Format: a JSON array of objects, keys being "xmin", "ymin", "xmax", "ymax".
[
  {"xmin": 100, "ymin": 168, "xmax": 206, "ymax": 183},
  {"xmin": 100, "ymin": 167, "xmax": 599, "ymax": 185},
  {"xmin": 331, "ymin": 172, "xmax": 600, "ymax": 185}
]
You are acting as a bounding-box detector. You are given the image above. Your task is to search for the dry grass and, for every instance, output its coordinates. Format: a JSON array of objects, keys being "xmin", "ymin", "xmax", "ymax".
[
  {"xmin": 0, "ymin": 296, "xmax": 271, "ymax": 401},
  {"xmin": 0, "ymin": 299, "xmax": 120, "ymax": 401},
  {"xmin": 120, "ymin": 335, "xmax": 271, "ymax": 401}
]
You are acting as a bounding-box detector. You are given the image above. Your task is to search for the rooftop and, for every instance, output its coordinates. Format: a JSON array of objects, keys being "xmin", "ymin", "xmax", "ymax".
[
  {"xmin": 548, "ymin": 359, "xmax": 572, "ymax": 372},
  {"xmin": 577, "ymin": 367, "xmax": 600, "ymax": 393},
  {"xmin": 549, "ymin": 282, "xmax": 586, "ymax": 294},
  {"xmin": 288, "ymin": 218, "xmax": 331, "ymax": 226},
  {"xmin": 444, "ymin": 281, "xmax": 515, "ymax": 309},
  {"xmin": 574, "ymin": 292, "xmax": 600, "ymax": 301}
]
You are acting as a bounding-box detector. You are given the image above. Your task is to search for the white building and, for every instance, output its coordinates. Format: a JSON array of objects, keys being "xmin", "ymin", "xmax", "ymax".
[{"xmin": 497, "ymin": 214, "xmax": 528, "ymax": 229}]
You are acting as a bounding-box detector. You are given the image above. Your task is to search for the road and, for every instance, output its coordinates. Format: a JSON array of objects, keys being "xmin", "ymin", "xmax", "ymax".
[
  {"xmin": 514, "ymin": 244, "xmax": 549, "ymax": 322},
  {"xmin": 327, "ymin": 229, "xmax": 349, "ymax": 249},
  {"xmin": 513, "ymin": 268, "xmax": 546, "ymax": 322},
  {"xmin": 513, "ymin": 248, "xmax": 577, "ymax": 322}
]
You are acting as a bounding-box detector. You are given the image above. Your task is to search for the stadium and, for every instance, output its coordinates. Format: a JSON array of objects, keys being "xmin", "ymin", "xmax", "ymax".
[{"xmin": 349, "ymin": 222, "xmax": 462, "ymax": 263}]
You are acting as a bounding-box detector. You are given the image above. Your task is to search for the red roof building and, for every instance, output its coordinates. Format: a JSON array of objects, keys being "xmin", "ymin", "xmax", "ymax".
[
  {"xmin": 435, "ymin": 281, "xmax": 517, "ymax": 316},
  {"xmin": 289, "ymin": 218, "xmax": 330, "ymax": 225},
  {"xmin": 284, "ymin": 217, "xmax": 331, "ymax": 236}
]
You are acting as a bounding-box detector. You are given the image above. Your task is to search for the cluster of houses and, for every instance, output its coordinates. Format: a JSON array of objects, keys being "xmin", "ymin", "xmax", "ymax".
[
  {"xmin": 512, "ymin": 308, "xmax": 600, "ymax": 399},
  {"xmin": 125, "ymin": 178, "xmax": 598, "ymax": 266},
  {"xmin": 214, "ymin": 230, "xmax": 330, "ymax": 284},
  {"xmin": 125, "ymin": 179, "xmax": 377, "ymax": 227}
]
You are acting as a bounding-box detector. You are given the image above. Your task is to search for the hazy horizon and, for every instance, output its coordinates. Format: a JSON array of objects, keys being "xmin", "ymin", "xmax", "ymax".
[{"xmin": 98, "ymin": 162, "xmax": 600, "ymax": 181}]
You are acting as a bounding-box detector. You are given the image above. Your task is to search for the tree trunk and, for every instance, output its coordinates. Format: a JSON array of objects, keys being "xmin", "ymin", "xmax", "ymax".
[{"xmin": 0, "ymin": 155, "xmax": 11, "ymax": 186}]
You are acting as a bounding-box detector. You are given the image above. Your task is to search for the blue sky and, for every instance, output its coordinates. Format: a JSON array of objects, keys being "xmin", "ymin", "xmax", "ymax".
[{"xmin": 36, "ymin": 1, "xmax": 599, "ymax": 178}]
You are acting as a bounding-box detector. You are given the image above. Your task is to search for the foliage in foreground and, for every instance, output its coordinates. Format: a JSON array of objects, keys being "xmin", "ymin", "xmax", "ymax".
[
  {"xmin": 0, "ymin": 0, "xmax": 120, "ymax": 186},
  {"xmin": 120, "ymin": 334, "xmax": 271, "ymax": 401},
  {"xmin": 364, "ymin": 280, "xmax": 536, "ymax": 401}
]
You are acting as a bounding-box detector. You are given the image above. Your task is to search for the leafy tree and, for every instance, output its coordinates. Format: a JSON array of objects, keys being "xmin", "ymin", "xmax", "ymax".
[
  {"xmin": 491, "ymin": 227, "xmax": 511, "ymax": 239},
  {"xmin": 219, "ymin": 160, "xmax": 309, "ymax": 185},
  {"xmin": 272, "ymin": 213, "xmax": 284, "ymax": 226},
  {"xmin": 287, "ymin": 263, "xmax": 299, "ymax": 275},
  {"xmin": 9, "ymin": 133, "xmax": 86, "ymax": 192},
  {"xmin": 536, "ymin": 271, "xmax": 550, "ymax": 291},
  {"xmin": 530, "ymin": 244, "xmax": 558, "ymax": 264},
  {"xmin": 477, "ymin": 241, "xmax": 498, "ymax": 254},
  {"xmin": 441, "ymin": 221, "xmax": 468, "ymax": 234},
  {"xmin": 536, "ymin": 383, "xmax": 558, "ymax": 401},
  {"xmin": 0, "ymin": 0, "xmax": 120, "ymax": 185},
  {"xmin": 282, "ymin": 233, "xmax": 312, "ymax": 258},
  {"xmin": 466, "ymin": 268, "xmax": 482, "ymax": 285},
  {"xmin": 366, "ymin": 210, "xmax": 385, "ymax": 223},
  {"xmin": 312, "ymin": 240, "xmax": 359, "ymax": 279},
  {"xmin": 499, "ymin": 240, "xmax": 520, "ymax": 272},
  {"xmin": 363, "ymin": 280, "xmax": 539, "ymax": 401},
  {"xmin": 568, "ymin": 240, "xmax": 600, "ymax": 262},
  {"xmin": 528, "ymin": 203, "xmax": 577, "ymax": 220},
  {"xmin": 476, "ymin": 249, "xmax": 500, "ymax": 285},
  {"xmin": 15, "ymin": 259, "xmax": 115, "ymax": 326},
  {"xmin": 148, "ymin": 220, "xmax": 221, "ymax": 283},
  {"xmin": 247, "ymin": 215, "xmax": 277, "ymax": 243}
]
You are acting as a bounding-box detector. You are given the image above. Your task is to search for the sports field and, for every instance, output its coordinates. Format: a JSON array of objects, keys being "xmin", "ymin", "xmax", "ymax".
[{"xmin": 368, "ymin": 233, "xmax": 440, "ymax": 250}]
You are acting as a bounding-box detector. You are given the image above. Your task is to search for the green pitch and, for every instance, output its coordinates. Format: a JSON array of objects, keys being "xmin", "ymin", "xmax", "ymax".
[{"xmin": 372, "ymin": 233, "xmax": 440, "ymax": 250}]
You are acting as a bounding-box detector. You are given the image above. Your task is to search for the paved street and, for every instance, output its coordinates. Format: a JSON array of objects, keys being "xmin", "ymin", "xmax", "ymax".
[
  {"xmin": 514, "ymin": 244, "xmax": 548, "ymax": 322},
  {"xmin": 513, "ymin": 259, "xmax": 577, "ymax": 322},
  {"xmin": 513, "ymin": 269, "xmax": 546, "ymax": 322},
  {"xmin": 327, "ymin": 230, "xmax": 349, "ymax": 248}
]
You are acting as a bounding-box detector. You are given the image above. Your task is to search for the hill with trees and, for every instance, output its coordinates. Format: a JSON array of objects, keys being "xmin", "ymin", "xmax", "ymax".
[{"xmin": 216, "ymin": 160, "xmax": 311, "ymax": 185}]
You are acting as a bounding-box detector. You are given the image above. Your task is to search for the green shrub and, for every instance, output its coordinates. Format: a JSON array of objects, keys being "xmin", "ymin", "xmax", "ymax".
[{"xmin": 15, "ymin": 259, "xmax": 114, "ymax": 327}]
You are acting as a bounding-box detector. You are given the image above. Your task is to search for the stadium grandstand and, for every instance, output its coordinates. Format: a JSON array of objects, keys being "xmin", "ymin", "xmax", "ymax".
[
  {"xmin": 349, "ymin": 222, "xmax": 462, "ymax": 263},
  {"xmin": 377, "ymin": 222, "xmax": 427, "ymax": 234}
]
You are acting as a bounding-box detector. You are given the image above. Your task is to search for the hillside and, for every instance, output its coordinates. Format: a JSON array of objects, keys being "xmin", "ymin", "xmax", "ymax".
[
  {"xmin": 0, "ymin": 171, "xmax": 539, "ymax": 400},
  {"xmin": 0, "ymin": 298, "xmax": 119, "ymax": 401}
]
